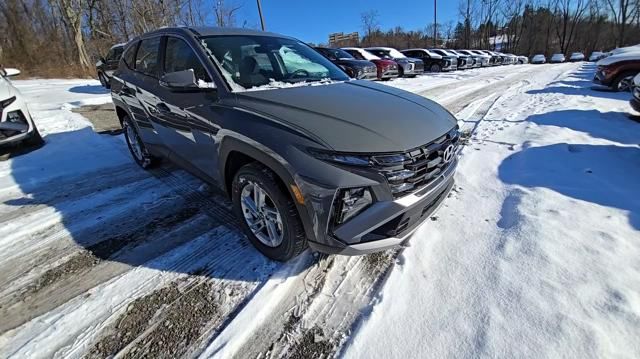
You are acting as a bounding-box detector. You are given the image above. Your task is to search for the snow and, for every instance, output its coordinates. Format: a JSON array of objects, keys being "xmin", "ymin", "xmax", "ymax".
[
  {"xmin": 1, "ymin": 63, "xmax": 639, "ymax": 358},
  {"xmin": 343, "ymin": 64, "xmax": 640, "ymax": 358},
  {"xmin": 597, "ymin": 51, "xmax": 640, "ymax": 66},
  {"xmin": 341, "ymin": 47, "xmax": 380, "ymax": 61}
]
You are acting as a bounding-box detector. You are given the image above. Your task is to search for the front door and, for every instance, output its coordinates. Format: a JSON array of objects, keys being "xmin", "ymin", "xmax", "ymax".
[{"xmin": 151, "ymin": 35, "xmax": 220, "ymax": 181}]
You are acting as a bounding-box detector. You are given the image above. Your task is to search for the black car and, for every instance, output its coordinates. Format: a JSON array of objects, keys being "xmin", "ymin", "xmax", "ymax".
[
  {"xmin": 314, "ymin": 47, "xmax": 377, "ymax": 80},
  {"xmin": 401, "ymin": 49, "xmax": 455, "ymax": 72},
  {"xmin": 111, "ymin": 27, "xmax": 459, "ymax": 261},
  {"xmin": 96, "ymin": 43, "xmax": 125, "ymax": 88}
]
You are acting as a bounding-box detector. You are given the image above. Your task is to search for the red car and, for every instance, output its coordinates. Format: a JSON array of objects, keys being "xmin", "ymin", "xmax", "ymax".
[
  {"xmin": 593, "ymin": 53, "xmax": 640, "ymax": 92},
  {"xmin": 341, "ymin": 47, "xmax": 399, "ymax": 80}
]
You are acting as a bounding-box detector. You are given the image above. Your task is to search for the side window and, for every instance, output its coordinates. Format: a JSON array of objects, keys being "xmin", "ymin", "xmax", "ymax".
[
  {"xmin": 105, "ymin": 48, "xmax": 116, "ymax": 61},
  {"xmin": 135, "ymin": 37, "xmax": 161, "ymax": 77},
  {"xmin": 347, "ymin": 50, "xmax": 364, "ymax": 60},
  {"xmin": 164, "ymin": 37, "xmax": 211, "ymax": 82},
  {"xmin": 112, "ymin": 47, "xmax": 124, "ymax": 61},
  {"xmin": 122, "ymin": 41, "xmax": 138, "ymax": 68}
]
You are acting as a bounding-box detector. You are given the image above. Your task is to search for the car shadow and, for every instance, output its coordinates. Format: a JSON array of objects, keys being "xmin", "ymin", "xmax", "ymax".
[
  {"xmin": 498, "ymin": 143, "xmax": 640, "ymax": 230},
  {"xmin": 526, "ymin": 63, "xmax": 633, "ymax": 101},
  {"xmin": 3, "ymin": 127, "xmax": 311, "ymax": 283},
  {"xmin": 68, "ymin": 84, "xmax": 110, "ymax": 94},
  {"xmin": 527, "ymin": 109, "xmax": 640, "ymax": 145}
]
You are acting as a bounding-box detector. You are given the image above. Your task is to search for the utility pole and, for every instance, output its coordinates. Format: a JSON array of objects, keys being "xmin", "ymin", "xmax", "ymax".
[
  {"xmin": 257, "ymin": 0, "xmax": 266, "ymax": 31},
  {"xmin": 434, "ymin": 0, "xmax": 437, "ymax": 47}
]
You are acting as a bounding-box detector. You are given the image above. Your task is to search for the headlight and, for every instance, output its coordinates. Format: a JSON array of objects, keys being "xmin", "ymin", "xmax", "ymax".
[
  {"xmin": 309, "ymin": 149, "xmax": 371, "ymax": 166},
  {"xmin": 333, "ymin": 187, "xmax": 373, "ymax": 224}
]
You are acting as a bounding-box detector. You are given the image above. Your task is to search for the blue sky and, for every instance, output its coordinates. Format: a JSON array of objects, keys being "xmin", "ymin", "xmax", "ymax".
[{"xmin": 232, "ymin": 0, "xmax": 460, "ymax": 44}]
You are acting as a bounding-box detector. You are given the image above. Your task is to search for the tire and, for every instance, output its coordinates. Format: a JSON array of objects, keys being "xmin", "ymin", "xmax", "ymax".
[
  {"xmin": 23, "ymin": 128, "xmax": 44, "ymax": 148},
  {"xmin": 430, "ymin": 63, "xmax": 441, "ymax": 72},
  {"xmin": 232, "ymin": 162, "xmax": 307, "ymax": 261},
  {"xmin": 612, "ymin": 71, "xmax": 637, "ymax": 92},
  {"xmin": 123, "ymin": 115, "xmax": 159, "ymax": 169},
  {"xmin": 98, "ymin": 72, "xmax": 110, "ymax": 89}
]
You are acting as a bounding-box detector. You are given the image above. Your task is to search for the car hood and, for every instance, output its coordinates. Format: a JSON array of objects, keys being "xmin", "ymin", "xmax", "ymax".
[
  {"xmin": 596, "ymin": 51, "xmax": 640, "ymax": 66},
  {"xmin": 234, "ymin": 80, "xmax": 457, "ymax": 153}
]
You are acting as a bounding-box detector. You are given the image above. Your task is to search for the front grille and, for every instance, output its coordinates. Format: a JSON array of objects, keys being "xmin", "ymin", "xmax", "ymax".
[
  {"xmin": 365, "ymin": 66, "xmax": 377, "ymax": 73},
  {"xmin": 414, "ymin": 63, "xmax": 424, "ymax": 71},
  {"xmin": 372, "ymin": 128, "xmax": 460, "ymax": 199},
  {"xmin": 633, "ymin": 86, "xmax": 640, "ymax": 100}
]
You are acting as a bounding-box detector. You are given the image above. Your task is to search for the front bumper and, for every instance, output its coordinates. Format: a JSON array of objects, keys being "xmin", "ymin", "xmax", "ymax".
[
  {"xmin": 306, "ymin": 156, "xmax": 458, "ymax": 255},
  {"xmin": 0, "ymin": 96, "xmax": 37, "ymax": 146},
  {"xmin": 593, "ymin": 70, "xmax": 611, "ymax": 86}
]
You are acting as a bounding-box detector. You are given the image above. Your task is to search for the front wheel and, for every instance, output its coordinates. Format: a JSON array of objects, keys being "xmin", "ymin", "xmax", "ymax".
[
  {"xmin": 232, "ymin": 163, "xmax": 307, "ymax": 261},
  {"xmin": 613, "ymin": 71, "xmax": 636, "ymax": 92},
  {"xmin": 430, "ymin": 64, "xmax": 441, "ymax": 72},
  {"xmin": 123, "ymin": 116, "xmax": 159, "ymax": 169}
]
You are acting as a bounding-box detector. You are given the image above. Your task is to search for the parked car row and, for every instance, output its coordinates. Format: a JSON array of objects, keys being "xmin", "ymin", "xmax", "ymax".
[{"xmin": 312, "ymin": 46, "xmax": 529, "ymax": 82}]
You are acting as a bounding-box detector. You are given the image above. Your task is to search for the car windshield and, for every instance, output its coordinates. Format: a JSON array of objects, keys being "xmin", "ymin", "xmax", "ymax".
[
  {"xmin": 387, "ymin": 49, "xmax": 406, "ymax": 58},
  {"xmin": 201, "ymin": 35, "xmax": 349, "ymax": 91},
  {"xmin": 366, "ymin": 49, "xmax": 394, "ymax": 59}
]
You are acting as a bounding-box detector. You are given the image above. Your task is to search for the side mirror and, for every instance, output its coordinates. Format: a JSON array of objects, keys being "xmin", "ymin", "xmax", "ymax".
[
  {"xmin": 160, "ymin": 69, "xmax": 216, "ymax": 92},
  {"xmin": 4, "ymin": 68, "xmax": 20, "ymax": 77}
]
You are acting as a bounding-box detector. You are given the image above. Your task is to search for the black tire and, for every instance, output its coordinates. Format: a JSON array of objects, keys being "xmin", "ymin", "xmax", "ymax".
[
  {"xmin": 232, "ymin": 162, "xmax": 307, "ymax": 261},
  {"xmin": 612, "ymin": 71, "xmax": 637, "ymax": 92},
  {"xmin": 430, "ymin": 63, "xmax": 441, "ymax": 72},
  {"xmin": 123, "ymin": 115, "xmax": 159, "ymax": 169},
  {"xmin": 23, "ymin": 128, "xmax": 44, "ymax": 149},
  {"xmin": 98, "ymin": 72, "xmax": 110, "ymax": 89}
]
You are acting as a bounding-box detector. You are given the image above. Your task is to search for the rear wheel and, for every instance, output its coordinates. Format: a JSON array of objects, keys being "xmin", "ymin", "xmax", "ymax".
[
  {"xmin": 123, "ymin": 116, "xmax": 159, "ymax": 169},
  {"xmin": 232, "ymin": 163, "xmax": 307, "ymax": 261},
  {"xmin": 613, "ymin": 71, "xmax": 636, "ymax": 92},
  {"xmin": 430, "ymin": 63, "xmax": 441, "ymax": 72}
]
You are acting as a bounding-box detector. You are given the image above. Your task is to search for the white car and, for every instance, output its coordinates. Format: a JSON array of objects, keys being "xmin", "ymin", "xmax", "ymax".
[
  {"xmin": 517, "ymin": 55, "xmax": 529, "ymax": 64},
  {"xmin": 531, "ymin": 54, "xmax": 546, "ymax": 64},
  {"xmin": 550, "ymin": 53, "xmax": 566, "ymax": 63},
  {"xmin": 0, "ymin": 68, "xmax": 43, "ymax": 150},
  {"xmin": 569, "ymin": 52, "xmax": 585, "ymax": 62},
  {"xmin": 589, "ymin": 51, "xmax": 606, "ymax": 61}
]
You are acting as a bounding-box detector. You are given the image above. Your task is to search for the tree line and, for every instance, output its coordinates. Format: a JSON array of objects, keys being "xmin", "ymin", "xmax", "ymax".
[
  {"xmin": 0, "ymin": 0, "xmax": 245, "ymax": 76},
  {"xmin": 1, "ymin": 0, "xmax": 639, "ymax": 77},
  {"xmin": 355, "ymin": 0, "xmax": 639, "ymax": 56}
]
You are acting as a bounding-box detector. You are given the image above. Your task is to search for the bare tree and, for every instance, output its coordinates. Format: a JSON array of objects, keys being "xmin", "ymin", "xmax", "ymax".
[
  {"xmin": 214, "ymin": 0, "xmax": 243, "ymax": 27},
  {"xmin": 553, "ymin": 0, "xmax": 587, "ymax": 53},
  {"xmin": 607, "ymin": 0, "xmax": 639, "ymax": 46},
  {"xmin": 361, "ymin": 10, "xmax": 381, "ymax": 46},
  {"xmin": 52, "ymin": 0, "xmax": 92, "ymax": 69}
]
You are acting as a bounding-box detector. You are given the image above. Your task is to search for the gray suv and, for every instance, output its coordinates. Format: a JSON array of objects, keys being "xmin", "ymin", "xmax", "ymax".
[{"xmin": 111, "ymin": 27, "xmax": 459, "ymax": 261}]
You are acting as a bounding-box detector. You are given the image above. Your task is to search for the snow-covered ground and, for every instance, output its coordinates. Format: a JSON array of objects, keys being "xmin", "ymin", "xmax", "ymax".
[
  {"xmin": 0, "ymin": 63, "xmax": 638, "ymax": 358},
  {"xmin": 345, "ymin": 65, "xmax": 640, "ymax": 358}
]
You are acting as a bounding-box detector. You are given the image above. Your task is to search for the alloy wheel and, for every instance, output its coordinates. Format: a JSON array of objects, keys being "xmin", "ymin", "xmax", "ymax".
[
  {"xmin": 240, "ymin": 180, "xmax": 284, "ymax": 247},
  {"xmin": 618, "ymin": 76, "xmax": 634, "ymax": 92},
  {"xmin": 125, "ymin": 122, "xmax": 144, "ymax": 161}
]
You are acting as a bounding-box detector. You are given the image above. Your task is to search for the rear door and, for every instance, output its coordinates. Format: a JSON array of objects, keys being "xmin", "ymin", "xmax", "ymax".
[
  {"xmin": 105, "ymin": 46, "xmax": 124, "ymax": 77},
  {"xmin": 151, "ymin": 35, "xmax": 220, "ymax": 180}
]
